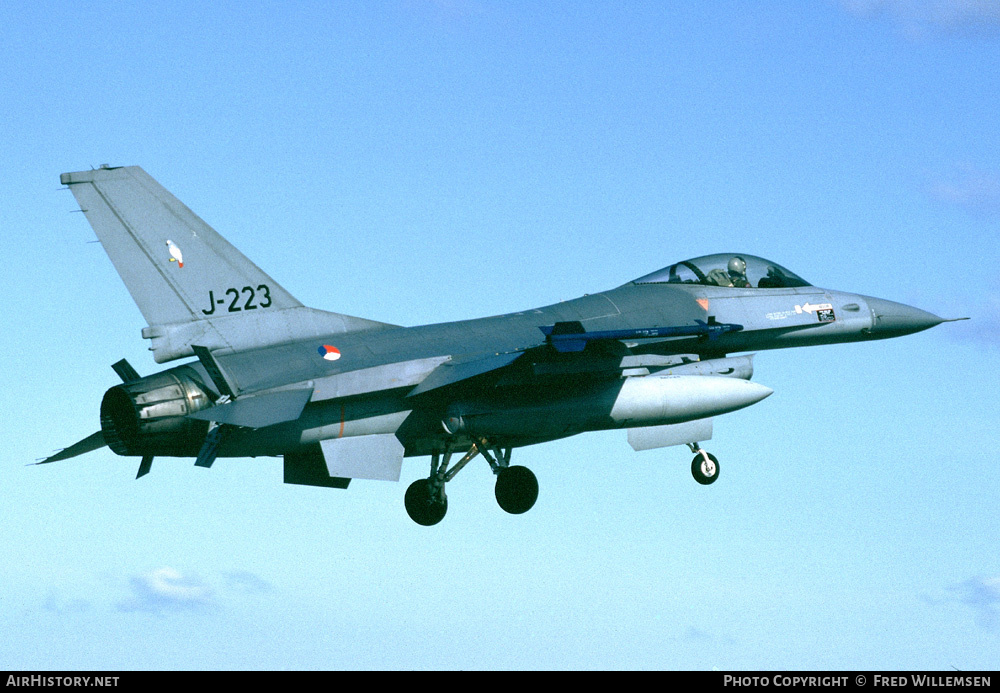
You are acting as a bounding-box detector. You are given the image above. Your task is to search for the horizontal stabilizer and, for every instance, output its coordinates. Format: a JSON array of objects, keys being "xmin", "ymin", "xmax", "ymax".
[
  {"xmin": 407, "ymin": 351, "xmax": 523, "ymax": 397},
  {"xmin": 37, "ymin": 431, "xmax": 107, "ymax": 464},
  {"xmin": 540, "ymin": 320, "xmax": 743, "ymax": 352},
  {"xmin": 188, "ymin": 387, "xmax": 313, "ymax": 428}
]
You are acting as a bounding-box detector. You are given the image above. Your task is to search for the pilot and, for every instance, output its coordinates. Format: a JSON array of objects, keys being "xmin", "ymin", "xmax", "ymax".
[{"xmin": 727, "ymin": 256, "xmax": 750, "ymax": 288}]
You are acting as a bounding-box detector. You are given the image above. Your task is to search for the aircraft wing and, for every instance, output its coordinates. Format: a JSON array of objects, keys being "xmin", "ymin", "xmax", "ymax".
[{"xmin": 407, "ymin": 351, "xmax": 525, "ymax": 397}]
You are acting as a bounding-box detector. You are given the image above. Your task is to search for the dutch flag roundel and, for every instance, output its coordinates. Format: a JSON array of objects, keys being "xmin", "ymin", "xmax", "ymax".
[{"xmin": 318, "ymin": 345, "xmax": 342, "ymax": 361}]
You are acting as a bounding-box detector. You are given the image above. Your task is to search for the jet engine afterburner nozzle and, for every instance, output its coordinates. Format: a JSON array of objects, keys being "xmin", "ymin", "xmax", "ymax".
[{"xmin": 100, "ymin": 366, "xmax": 214, "ymax": 457}]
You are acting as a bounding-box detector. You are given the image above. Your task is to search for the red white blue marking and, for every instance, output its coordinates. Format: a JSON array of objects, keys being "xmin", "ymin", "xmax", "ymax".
[{"xmin": 318, "ymin": 345, "xmax": 342, "ymax": 361}]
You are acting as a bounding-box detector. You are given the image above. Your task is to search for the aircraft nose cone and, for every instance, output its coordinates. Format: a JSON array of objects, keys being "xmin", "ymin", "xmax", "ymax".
[{"xmin": 865, "ymin": 297, "xmax": 944, "ymax": 338}]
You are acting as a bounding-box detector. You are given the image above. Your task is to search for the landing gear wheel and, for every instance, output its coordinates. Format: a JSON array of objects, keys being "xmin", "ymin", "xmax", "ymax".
[
  {"xmin": 691, "ymin": 451, "xmax": 720, "ymax": 485},
  {"xmin": 495, "ymin": 465, "xmax": 539, "ymax": 515},
  {"xmin": 404, "ymin": 478, "xmax": 448, "ymax": 526}
]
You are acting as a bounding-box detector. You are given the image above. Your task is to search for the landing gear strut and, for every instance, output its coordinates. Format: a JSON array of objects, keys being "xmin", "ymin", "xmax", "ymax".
[
  {"xmin": 688, "ymin": 442, "xmax": 720, "ymax": 485},
  {"xmin": 404, "ymin": 439, "xmax": 538, "ymax": 525},
  {"xmin": 404, "ymin": 445, "xmax": 475, "ymax": 526}
]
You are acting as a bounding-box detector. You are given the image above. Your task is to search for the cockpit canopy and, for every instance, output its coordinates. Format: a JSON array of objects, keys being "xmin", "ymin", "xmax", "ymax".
[{"xmin": 633, "ymin": 254, "xmax": 811, "ymax": 289}]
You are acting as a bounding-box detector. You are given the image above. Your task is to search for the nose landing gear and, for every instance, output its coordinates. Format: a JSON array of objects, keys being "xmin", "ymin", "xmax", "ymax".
[{"xmin": 688, "ymin": 442, "xmax": 720, "ymax": 485}]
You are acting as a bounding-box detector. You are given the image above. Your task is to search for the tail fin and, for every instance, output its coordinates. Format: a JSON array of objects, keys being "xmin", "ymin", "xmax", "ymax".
[{"xmin": 61, "ymin": 166, "xmax": 395, "ymax": 363}]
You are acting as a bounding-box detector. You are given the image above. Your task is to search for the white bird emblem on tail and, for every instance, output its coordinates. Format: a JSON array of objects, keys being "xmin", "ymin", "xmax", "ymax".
[{"xmin": 166, "ymin": 239, "xmax": 184, "ymax": 268}]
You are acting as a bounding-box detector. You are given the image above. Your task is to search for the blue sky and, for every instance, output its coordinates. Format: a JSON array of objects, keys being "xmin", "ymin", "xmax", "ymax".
[{"xmin": 2, "ymin": 0, "xmax": 998, "ymax": 670}]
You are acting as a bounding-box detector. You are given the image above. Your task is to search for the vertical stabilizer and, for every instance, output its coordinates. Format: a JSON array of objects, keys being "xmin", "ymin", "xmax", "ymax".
[{"xmin": 61, "ymin": 166, "xmax": 395, "ymax": 362}]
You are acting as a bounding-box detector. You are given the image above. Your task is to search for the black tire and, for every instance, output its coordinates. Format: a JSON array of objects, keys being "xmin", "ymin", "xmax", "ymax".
[
  {"xmin": 495, "ymin": 465, "xmax": 539, "ymax": 514},
  {"xmin": 691, "ymin": 452, "xmax": 720, "ymax": 485},
  {"xmin": 404, "ymin": 478, "xmax": 447, "ymax": 526}
]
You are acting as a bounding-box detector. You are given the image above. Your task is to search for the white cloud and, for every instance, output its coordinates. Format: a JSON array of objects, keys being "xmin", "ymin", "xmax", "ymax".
[
  {"xmin": 841, "ymin": 0, "xmax": 1000, "ymax": 37},
  {"xmin": 113, "ymin": 567, "xmax": 276, "ymax": 614},
  {"xmin": 948, "ymin": 576, "xmax": 1000, "ymax": 630},
  {"xmin": 117, "ymin": 567, "xmax": 213, "ymax": 613},
  {"xmin": 43, "ymin": 589, "xmax": 91, "ymax": 614},
  {"xmin": 927, "ymin": 163, "xmax": 1000, "ymax": 213},
  {"xmin": 224, "ymin": 570, "xmax": 275, "ymax": 594}
]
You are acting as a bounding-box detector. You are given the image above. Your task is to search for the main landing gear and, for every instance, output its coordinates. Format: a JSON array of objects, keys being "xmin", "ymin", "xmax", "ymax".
[
  {"xmin": 688, "ymin": 442, "xmax": 720, "ymax": 485},
  {"xmin": 404, "ymin": 439, "xmax": 538, "ymax": 526}
]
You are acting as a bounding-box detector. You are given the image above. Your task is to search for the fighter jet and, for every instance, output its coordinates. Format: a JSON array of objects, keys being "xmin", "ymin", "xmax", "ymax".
[{"xmin": 42, "ymin": 165, "xmax": 964, "ymax": 525}]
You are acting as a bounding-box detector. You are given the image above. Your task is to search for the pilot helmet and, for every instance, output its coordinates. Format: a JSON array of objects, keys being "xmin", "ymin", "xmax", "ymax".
[{"xmin": 727, "ymin": 256, "xmax": 747, "ymax": 276}]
